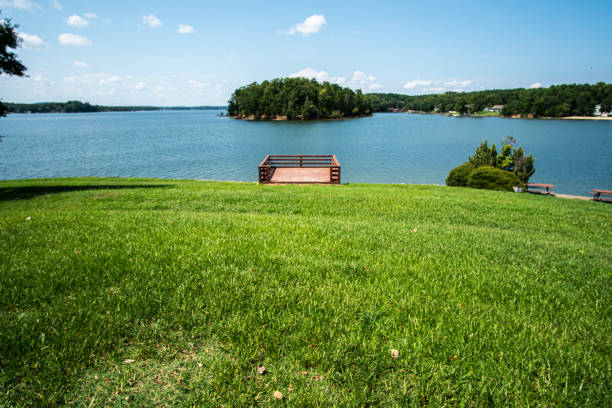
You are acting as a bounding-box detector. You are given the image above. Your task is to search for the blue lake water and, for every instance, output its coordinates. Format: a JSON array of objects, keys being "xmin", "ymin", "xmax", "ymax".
[{"xmin": 0, "ymin": 110, "xmax": 610, "ymax": 195}]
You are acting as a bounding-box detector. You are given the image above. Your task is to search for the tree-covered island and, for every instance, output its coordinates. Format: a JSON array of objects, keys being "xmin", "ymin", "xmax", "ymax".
[{"xmin": 227, "ymin": 77, "xmax": 372, "ymax": 120}]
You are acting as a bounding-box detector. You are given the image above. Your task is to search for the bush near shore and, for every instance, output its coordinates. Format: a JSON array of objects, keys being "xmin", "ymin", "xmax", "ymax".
[{"xmin": 0, "ymin": 178, "xmax": 610, "ymax": 407}]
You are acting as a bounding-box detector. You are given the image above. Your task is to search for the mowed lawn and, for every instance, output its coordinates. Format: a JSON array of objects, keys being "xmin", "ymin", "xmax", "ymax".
[{"xmin": 0, "ymin": 178, "xmax": 610, "ymax": 407}]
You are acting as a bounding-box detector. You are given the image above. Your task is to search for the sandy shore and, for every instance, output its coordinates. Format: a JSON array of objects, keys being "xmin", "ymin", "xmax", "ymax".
[{"xmin": 562, "ymin": 116, "xmax": 612, "ymax": 120}]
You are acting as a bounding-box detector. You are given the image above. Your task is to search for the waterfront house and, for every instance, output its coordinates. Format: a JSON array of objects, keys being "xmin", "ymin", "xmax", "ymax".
[
  {"xmin": 485, "ymin": 104, "xmax": 504, "ymax": 113},
  {"xmin": 594, "ymin": 104, "xmax": 601, "ymax": 116}
]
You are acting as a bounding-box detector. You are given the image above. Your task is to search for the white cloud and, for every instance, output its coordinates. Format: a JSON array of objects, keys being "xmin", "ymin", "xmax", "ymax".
[
  {"xmin": 96, "ymin": 87, "xmax": 116, "ymax": 97},
  {"xmin": 351, "ymin": 70, "xmax": 376, "ymax": 85},
  {"xmin": 98, "ymin": 75, "xmax": 119, "ymax": 85},
  {"xmin": 83, "ymin": 13, "xmax": 96, "ymax": 19},
  {"xmin": 58, "ymin": 33, "xmax": 92, "ymax": 46},
  {"xmin": 50, "ymin": 0, "xmax": 61, "ymax": 10},
  {"xmin": 188, "ymin": 79, "xmax": 208, "ymax": 88},
  {"xmin": 215, "ymin": 80, "xmax": 228, "ymax": 95},
  {"xmin": 32, "ymin": 74, "xmax": 54, "ymax": 84},
  {"xmin": 177, "ymin": 24, "xmax": 194, "ymax": 34},
  {"xmin": 290, "ymin": 68, "xmax": 330, "ymax": 82},
  {"xmin": 443, "ymin": 79, "xmax": 472, "ymax": 87},
  {"xmin": 404, "ymin": 79, "xmax": 433, "ymax": 89},
  {"xmin": 290, "ymin": 68, "xmax": 375, "ymax": 88},
  {"xmin": 67, "ymin": 14, "xmax": 89, "ymax": 27},
  {"xmin": 403, "ymin": 79, "xmax": 474, "ymax": 93},
  {"xmin": 0, "ymin": 0, "xmax": 42, "ymax": 11},
  {"xmin": 18, "ymin": 32, "xmax": 47, "ymax": 49},
  {"xmin": 530, "ymin": 82, "xmax": 543, "ymax": 89},
  {"xmin": 73, "ymin": 60, "xmax": 89, "ymax": 67},
  {"xmin": 424, "ymin": 87, "xmax": 446, "ymax": 93},
  {"xmin": 284, "ymin": 14, "xmax": 326, "ymax": 35},
  {"xmin": 134, "ymin": 82, "xmax": 146, "ymax": 91},
  {"xmin": 140, "ymin": 14, "xmax": 162, "ymax": 29},
  {"xmin": 64, "ymin": 73, "xmax": 123, "ymax": 85}
]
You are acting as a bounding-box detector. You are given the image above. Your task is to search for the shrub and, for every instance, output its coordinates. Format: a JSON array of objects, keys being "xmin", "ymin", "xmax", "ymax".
[
  {"xmin": 468, "ymin": 140, "xmax": 497, "ymax": 168},
  {"xmin": 446, "ymin": 162, "xmax": 475, "ymax": 187},
  {"xmin": 467, "ymin": 166, "xmax": 523, "ymax": 192},
  {"xmin": 497, "ymin": 137, "xmax": 536, "ymax": 183}
]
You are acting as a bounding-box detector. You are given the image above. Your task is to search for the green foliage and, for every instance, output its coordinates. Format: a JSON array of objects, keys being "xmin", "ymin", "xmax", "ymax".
[
  {"xmin": 465, "ymin": 137, "xmax": 535, "ymax": 184},
  {"xmin": 368, "ymin": 82, "xmax": 612, "ymax": 117},
  {"xmin": 445, "ymin": 162, "xmax": 475, "ymax": 187},
  {"xmin": 496, "ymin": 137, "xmax": 536, "ymax": 183},
  {"xmin": 0, "ymin": 13, "xmax": 27, "ymax": 117},
  {"xmin": 467, "ymin": 166, "xmax": 523, "ymax": 191},
  {"xmin": 513, "ymin": 147, "xmax": 536, "ymax": 183},
  {"xmin": 468, "ymin": 140, "xmax": 497, "ymax": 168},
  {"xmin": 0, "ymin": 178, "xmax": 610, "ymax": 407},
  {"xmin": 227, "ymin": 77, "xmax": 372, "ymax": 120},
  {"xmin": 3, "ymin": 102, "xmax": 226, "ymax": 114}
]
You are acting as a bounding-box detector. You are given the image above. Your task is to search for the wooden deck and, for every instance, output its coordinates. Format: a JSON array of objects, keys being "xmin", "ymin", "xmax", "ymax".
[
  {"xmin": 259, "ymin": 155, "xmax": 341, "ymax": 184},
  {"xmin": 269, "ymin": 167, "xmax": 332, "ymax": 183}
]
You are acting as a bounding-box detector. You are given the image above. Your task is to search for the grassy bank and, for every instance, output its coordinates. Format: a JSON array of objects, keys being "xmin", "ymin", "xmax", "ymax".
[{"xmin": 0, "ymin": 178, "xmax": 610, "ymax": 407}]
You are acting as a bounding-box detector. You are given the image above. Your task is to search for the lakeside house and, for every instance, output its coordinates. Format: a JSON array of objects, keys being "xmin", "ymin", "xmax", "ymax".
[
  {"xmin": 593, "ymin": 104, "xmax": 610, "ymax": 117},
  {"xmin": 484, "ymin": 104, "xmax": 504, "ymax": 113}
]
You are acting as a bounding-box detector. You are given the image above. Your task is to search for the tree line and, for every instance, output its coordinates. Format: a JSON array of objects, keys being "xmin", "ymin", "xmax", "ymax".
[
  {"xmin": 4, "ymin": 101, "xmax": 227, "ymax": 114},
  {"xmin": 368, "ymin": 82, "xmax": 612, "ymax": 117},
  {"xmin": 227, "ymin": 77, "xmax": 372, "ymax": 120}
]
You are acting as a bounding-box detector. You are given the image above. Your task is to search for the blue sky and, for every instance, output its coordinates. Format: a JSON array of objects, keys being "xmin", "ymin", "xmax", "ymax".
[{"xmin": 1, "ymin": 0, "xmax": 611, "ymax": 105}]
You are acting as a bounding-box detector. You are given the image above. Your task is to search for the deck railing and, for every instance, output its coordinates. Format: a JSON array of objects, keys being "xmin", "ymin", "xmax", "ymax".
[{"xmin": 258, "ymin": 155, "xmax": 341, "ymax": 184}]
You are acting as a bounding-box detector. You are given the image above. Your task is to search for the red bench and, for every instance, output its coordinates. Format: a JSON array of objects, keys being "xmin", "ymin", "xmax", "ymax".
[
  {"xmin": 590, "ymin": 189, "xmax": 612, "ymax": 203},
  {"xmin": 525, "ymin": 183, "xmax": 554, "ymax": 195}
]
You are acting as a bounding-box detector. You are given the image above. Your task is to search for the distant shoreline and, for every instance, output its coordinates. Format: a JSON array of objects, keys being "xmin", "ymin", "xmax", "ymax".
[{"xmin": 400, "ymin": 111, "xmax": 612, "ymax": 121}]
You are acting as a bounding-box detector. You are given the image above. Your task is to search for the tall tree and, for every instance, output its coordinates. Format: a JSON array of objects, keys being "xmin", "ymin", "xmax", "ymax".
[{"xmin": 0, "ymin": 12, "xmax": 27, "ymax": 117}]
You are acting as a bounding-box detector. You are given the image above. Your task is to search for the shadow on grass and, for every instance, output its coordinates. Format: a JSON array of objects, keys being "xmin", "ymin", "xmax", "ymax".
[{"xmin": 0, "ymin": 184, "xmax": 173, "ymax": 202}]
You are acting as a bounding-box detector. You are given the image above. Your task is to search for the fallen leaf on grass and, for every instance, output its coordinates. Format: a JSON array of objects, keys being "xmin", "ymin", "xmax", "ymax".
[
  {"xmin": 311, "ymin": 375, "xmax": 321, "ymax": 381},
  {"xmin": 412, "ymin": 228, "xmax": 417, "ymax": 232},
  {"xmin": 273, "ymin": 391, "xmax": 284, "ymax": 400},
  {"xmin": 301, "ymin": 371, "xmax": 308, "ymax": 375},
  {"xmin": 450, "ymin": 355, "xmax": 458, "ymax": 361},
  {"xmin": 123, "ymin": 359, "xmax": 135, "ymax": 364},
  {"xmin": 390, "ymin": 349, "xmax": 399, "ymax": 359},
  {"xmin": 257, "ymin": 365, "xmax": 266, "ymax": 375},
  {"xmin": 25, "ymin": 217, "xmax": 31, "ymax": 221},
  {"xmin": 288, "ymin": 385, "xmax": 294, "ymax": 392}
]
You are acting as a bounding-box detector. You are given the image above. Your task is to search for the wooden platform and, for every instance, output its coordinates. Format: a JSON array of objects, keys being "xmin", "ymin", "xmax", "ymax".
[
  {"xmin": 269, "ymin": 167, "xmax": 332, "ymax": 183},
  {"xmin": 259, "ymin": 155, "xmax": 341, "ymax": 184}
]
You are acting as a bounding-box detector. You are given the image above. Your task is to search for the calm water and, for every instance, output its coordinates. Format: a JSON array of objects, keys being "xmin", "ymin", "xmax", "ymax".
[{"xmin": 0, "ymin": 110, "xmax": 610, "ymax": 195}]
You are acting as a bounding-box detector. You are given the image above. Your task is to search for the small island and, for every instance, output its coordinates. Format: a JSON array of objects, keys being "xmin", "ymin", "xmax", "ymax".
[{"xmin": 227, "ymin": 77, "xmax": 372, "ymax": 120}]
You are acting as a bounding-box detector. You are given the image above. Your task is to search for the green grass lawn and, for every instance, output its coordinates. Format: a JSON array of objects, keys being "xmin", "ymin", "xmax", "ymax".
[{"xmin": 0, "ymin": 178, "xmax": 610, "ymax": 407}]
